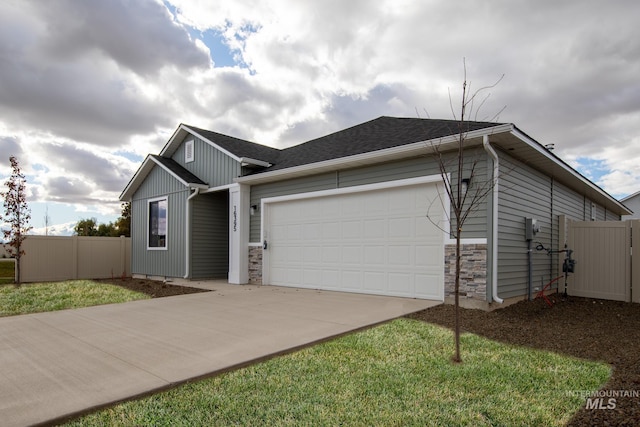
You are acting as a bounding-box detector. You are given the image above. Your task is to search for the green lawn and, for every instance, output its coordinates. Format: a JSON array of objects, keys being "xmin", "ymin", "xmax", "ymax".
[
  {"xmin": 0, "ymin": 280, "xmax": 150, "ymax": 316},
  {"xmin": 66, "ymin": 319, "xmax": 610, "ymax": 426}
]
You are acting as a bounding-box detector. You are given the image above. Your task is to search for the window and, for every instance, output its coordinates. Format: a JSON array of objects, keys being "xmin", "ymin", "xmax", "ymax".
[
  {"xmin": 148, "ymin": 198, "xmax": 168, "ymax": 249},
  {"xmin": 185, "ymin": 139, "xmax": 194, "ymax": 163}
]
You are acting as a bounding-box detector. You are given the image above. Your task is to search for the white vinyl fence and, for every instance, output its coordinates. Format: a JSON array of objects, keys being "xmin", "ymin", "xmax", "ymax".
[
  {"xmin": 561, "ymin": 217, "xmax": 639, "ymax": 303},
  {"xmin": 19, "ymin": 235, "xmax": 131, "ymax": 283}
]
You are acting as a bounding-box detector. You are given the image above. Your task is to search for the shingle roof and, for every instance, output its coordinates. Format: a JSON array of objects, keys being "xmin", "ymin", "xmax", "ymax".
[
  {"xmin": 267, "ymin": 116, "xmax": 503, "ymax": 172},
  {"xmin": 184, "ymin": 117, "xmax": 503, "ymax": 174},
  {"xmin": 151, "ymin": 155, "xmax": 207, "ymax": 186},
  {"xmin": 183, "ymin": 125, "xmax": 281, "ymax": 165}
]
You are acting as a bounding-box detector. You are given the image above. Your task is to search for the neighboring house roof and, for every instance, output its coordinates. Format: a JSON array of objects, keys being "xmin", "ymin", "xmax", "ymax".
[{"xmin": 620, "ymin": 190, "xmax": 640, "ymax": 203}]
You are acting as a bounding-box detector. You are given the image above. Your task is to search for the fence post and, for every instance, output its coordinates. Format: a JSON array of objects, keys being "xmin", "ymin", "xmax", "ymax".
[
  {"xmin": 72, "ymin": 235, "xmax": 79, "ymax": 280},
  {"xmin": 633, "ymin": 220, "xmax": 639, "ymax": 303},
  {"xmin": 120, "ymin": 236, "xmax": 126, "ymax": 278}
]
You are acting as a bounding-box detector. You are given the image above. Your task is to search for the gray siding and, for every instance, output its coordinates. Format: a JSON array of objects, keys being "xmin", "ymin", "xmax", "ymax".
[
  {"xmin": 496, "ymin": 151, "xmax": 615, "ymax": 299},
  {"xmin": 191, "ymin": 191, "xmax": 229, "ymax": 279},
  {"xmin": 497, "ymin": 153, "xmax": 553, "ymax": 298},
  {"xmin": 250, "ymin": 172, "xmax": 337, "ymax": 241},
  {"xmin": 172, "ymin": 136, "xmax": 241, "ymax": 187},
  {"xmin": 131, "ymin": 165, "xmax": 187, "ymax": 278},
  {"xmin": 250, "ymin": 151, "xmax": 488, "ymax": 242}
]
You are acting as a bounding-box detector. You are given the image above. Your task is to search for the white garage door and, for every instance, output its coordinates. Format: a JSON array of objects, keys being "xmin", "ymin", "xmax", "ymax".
[{"xmin": 263, "ymin": 178, "xmax": 444, "ymax": 300}]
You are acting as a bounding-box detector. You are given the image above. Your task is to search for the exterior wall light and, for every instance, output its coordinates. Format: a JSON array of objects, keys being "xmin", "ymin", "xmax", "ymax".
[{"xmin": 461, "ymin": 178, "xmax": 471, "ymax": 196}]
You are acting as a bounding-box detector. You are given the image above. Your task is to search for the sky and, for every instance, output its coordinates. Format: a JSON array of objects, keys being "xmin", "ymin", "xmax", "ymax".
[{"xmin": 1, "ymin": 0, "xmax": 639, "ymax": 236}]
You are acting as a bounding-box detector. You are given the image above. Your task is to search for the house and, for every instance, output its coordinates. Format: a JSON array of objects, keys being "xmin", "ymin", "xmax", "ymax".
[
  {"xmin": 621, "ymin": 191, "xmax": 639, "ymax": 219},
  {"xmin": 120, "ymin": 116, "xmax": 631, "ymax": 309}
]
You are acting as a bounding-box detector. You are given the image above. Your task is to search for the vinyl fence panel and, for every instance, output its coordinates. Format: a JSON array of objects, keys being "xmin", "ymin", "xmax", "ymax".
[{"xmin": 20, "ymin": 236, "xmax": 131, "ymax": 283}]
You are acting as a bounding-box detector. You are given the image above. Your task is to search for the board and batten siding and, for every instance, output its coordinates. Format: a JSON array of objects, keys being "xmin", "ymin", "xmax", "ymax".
[
  {"xmin": 250, "ymin": 152, "xmax": 488, "ymax": 243},
  {"xmin": 191, "ymin": 191, "xmax": 229, "ymax": 279},
  {"xmin": 496, "ymin": 150, "xmax": 615, "ymax": 299},
  {"xmin": 172, "ymin": 135, "xmax": 242, "ymax": 188},
  {"xmin": 131, "ymin": 165, "xmax": 187, "ymax": 278}
]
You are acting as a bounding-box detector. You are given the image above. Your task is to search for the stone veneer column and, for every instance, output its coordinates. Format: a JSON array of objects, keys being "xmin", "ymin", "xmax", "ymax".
[
  {"xmin": 444, "ymin": 244, "xmax": 487, "ymax": 301},
  {"xmin": 248, "ymin": 246, "xmax": 263, "ymax": 285}
]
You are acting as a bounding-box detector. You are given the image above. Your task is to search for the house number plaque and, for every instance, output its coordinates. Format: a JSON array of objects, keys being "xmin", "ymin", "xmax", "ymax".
[{"xmin": 233, "ymin": 205, "xmax": 237, "ymax": 232}]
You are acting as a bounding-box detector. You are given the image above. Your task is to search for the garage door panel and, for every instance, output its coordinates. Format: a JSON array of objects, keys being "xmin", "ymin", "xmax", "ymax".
[
  {"xmin": 322, "ymin": 247, "xmax": 340, "ymax": 263},
  {"xmin": 388, "ymin": 217, "xmax": 413, "ymax": 238},
  {"xmin": 364, "ymin": 246, "xmax": 385, "ymax": 264},
  {"xmin": 342, "ymin": 246, "xmax": 362, "ymax": 264},
  {"xmin": 388, "ymin": 273, "xmax": 412, "ymax": 293},
  {"xmin": 388, "ymin": 246, "xmax": 411, "ymax": 265},
  {"xmin": 303, "ymin": 246, "xmax": 320, "ymax": 263},
  {"xmin": 342, "ymin": 271, "xmax": 362, "ymax": 290},
  {"xmin": 266, "ymin": 182, "xmax": 444, "ymax": 300},
  {"xmin": 342, "ymin": 220, "xmax": 362, "ymax": 238},
  {"xmin": 364, "ymin": 219, "xmax": 386, "ymax": 238},
  {"xmin": 364, "ymin": 272, "xmax": 386, "ymax": 292},
  {"xmin": 303, "ymin": 223, "xmax": 321, "ymax": 239},
  {"xmin": 322, "ymin": 222, "xmax": 340, "ymax": 239}
]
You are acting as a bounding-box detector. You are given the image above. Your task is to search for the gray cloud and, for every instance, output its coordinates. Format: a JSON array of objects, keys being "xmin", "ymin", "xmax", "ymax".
[
  {"xmin": 38, "ymin": 143, "xmax": 133, "ymax": 194},
  {"xmin": 0, "ymin": 137, "xmax": 23, "ymax": 161},
  {"xmin": 32, "ymin": 0, "xmax": 210, "ymax": 75}
]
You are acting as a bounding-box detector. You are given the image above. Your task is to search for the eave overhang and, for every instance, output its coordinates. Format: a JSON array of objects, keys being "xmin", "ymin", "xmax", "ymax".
[{"xmin": 119, "ymin": 155, "xmax": 207, "ymax": 202}]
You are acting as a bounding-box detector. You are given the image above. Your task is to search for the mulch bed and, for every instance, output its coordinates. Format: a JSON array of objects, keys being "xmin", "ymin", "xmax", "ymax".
[
  {"xmin": 101, "ymin": 279, "xmax": 639, "ymax": 424},
  {"xmin": 97, "ymin": 278, "xmax": 210, "ymax": 298},
  {"xmin": 408, "ymin": 293, "xmax": 640, "ymax": 426}
]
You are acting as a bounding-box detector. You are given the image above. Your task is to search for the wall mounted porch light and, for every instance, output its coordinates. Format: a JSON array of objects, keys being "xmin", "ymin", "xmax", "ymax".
[
  {"xmin": 250, "ymin": 204, "xmax": 258, "ymax": 216},
  {"xmin": 460, "ymin": 178, "xmax": 471, "ymax": 196}
]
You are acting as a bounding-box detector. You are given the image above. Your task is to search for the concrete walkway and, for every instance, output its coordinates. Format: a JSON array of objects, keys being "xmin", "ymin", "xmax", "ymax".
[{"xmin": 0, "ymin": 282, "xmax": 440, "ymax": 426}]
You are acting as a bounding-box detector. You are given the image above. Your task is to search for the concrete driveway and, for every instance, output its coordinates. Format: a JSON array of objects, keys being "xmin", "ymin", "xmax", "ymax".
[{"xmin": 0, "ymin": 282, "xmax": 440, "ymax": 426}]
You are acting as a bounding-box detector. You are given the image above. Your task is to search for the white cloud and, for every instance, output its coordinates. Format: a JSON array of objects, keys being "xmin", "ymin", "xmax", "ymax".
[{"xmin": 1, "ymin": 0, "xmax": 639, "ymax": 233}]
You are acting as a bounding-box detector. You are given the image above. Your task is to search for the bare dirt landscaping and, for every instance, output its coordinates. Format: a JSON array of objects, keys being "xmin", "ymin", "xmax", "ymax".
[
  {"xmin": 97, "ymin": 278, "xmax": 210, "ymax": 298},
  {"xmin": 408, "ymin": 293, "xmax": 640, "ymax": 426}
]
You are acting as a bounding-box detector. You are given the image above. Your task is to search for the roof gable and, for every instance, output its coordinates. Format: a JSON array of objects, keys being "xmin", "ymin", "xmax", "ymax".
[{"xmin": 120, "ymin": 155, "xmax": 207, "ymax": 201}]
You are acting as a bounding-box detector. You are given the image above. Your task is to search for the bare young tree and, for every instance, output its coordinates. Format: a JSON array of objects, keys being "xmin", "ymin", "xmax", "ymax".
[
  {"xmin": 429, "ymin": 66, "xmax": 504, "ymax": 363},
  {"xmin": 0, "ymin": 156, "xmax": 32, "ymax": 284}
]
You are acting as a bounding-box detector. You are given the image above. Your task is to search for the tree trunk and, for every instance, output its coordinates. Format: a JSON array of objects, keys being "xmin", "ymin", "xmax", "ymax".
[{"xmin": 453, "ymin": 227, "xmax": 462, "ymax": 363}]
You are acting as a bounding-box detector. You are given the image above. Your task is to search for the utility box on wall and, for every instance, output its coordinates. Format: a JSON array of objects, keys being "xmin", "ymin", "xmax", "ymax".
[{"xmin": 525, "ymin": 218, "xmax": 539, "ymax": 241}]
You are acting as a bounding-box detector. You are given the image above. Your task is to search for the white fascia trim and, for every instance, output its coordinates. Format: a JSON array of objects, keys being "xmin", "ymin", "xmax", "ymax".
[
  {"xmin": 120, "ymin": 155, "xmax": 154, "ymax": 201},
  {"xmin": 149, "ymin": 156, "xmax": 207, "ymax": 189},
  {"xmin": 510, "ymin": 127, "xmax": 629, "ymax": 214},
  {"xmin": 261, "ymin": 175, "xmax": 443, "ymax": 205},
  {"xmin": 201, "ymin": 183, "xmax": 238, "ymax": 194},
  {"xmin": 237, "ymin": 124, "xmax": 513, "ymax": 185},
  {"xmin": 444, "ymin": 238, "xmax": 488, "ymax": 245},
  {"xmin": 240, "ymin": 157, "xmax": 272, "ymax": 168}
]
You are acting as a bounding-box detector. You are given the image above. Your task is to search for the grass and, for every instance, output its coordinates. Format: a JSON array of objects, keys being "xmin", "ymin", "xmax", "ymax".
[
  {"xmin": 66, "ymin": 319, "xmax": 610, "ymax": 426},
  {"xmin": 0, "ymin": 259, "xmax": 14, "ymax": 285},
  {"xmin": 0, "ymin": 280, "xmax": 150, "ymax": 316}
]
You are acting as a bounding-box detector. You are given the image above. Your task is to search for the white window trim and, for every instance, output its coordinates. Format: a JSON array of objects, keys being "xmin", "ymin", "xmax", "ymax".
[
  {"xmin": 147, "ymin": 196, "xmax": 168, "ymax": 250},
  {"xmin": 185, "ymin": 139, "xmax": 194, "ymax": 163}
]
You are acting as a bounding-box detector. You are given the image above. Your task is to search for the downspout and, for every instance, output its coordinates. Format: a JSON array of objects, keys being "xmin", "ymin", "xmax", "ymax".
[
  {"xmin": 184, "ymin": 187, "xmax": 200, "ymax": 279},
  {"xmin": 483, "ymin": 135, "xmax": 504, "ymax": 304}
]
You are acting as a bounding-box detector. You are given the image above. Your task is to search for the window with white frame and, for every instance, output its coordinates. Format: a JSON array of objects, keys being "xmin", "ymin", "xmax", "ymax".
[
  {"xmin": 185, "ymin": 139, "xmax": 194, "ymax": 163},
  {"xmin": 148, "ymin": 197, "xmax": 168, "ymax": 249}
]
